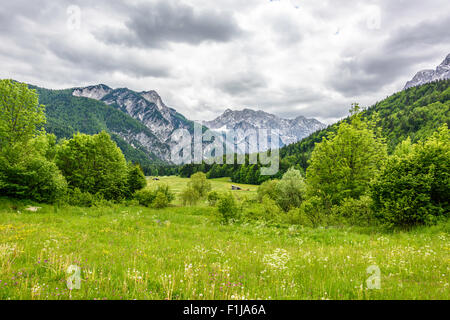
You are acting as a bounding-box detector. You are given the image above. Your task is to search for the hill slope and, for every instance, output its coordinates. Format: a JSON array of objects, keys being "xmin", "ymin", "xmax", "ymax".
[
  {"xmin": 281, "ymin": 80, "xmax": 450, "ymax": 166},
  {"xmin": 73, "ymin": 84, "xmax": 196, "ymax": 144},
  {"xmin": 33, "ymin": 86, "xmax": 169, "ymax": 165}
]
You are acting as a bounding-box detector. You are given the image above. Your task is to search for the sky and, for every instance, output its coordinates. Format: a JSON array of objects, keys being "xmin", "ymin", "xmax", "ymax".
[{"xmin": 1, "ymin": 0, "xmax": 449, "ymax": 124}]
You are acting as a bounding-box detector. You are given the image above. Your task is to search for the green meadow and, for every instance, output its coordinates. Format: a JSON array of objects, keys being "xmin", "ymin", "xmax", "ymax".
[{"xmin": 0, "ymin": 177, "xmax": 448, "ymax": 300}]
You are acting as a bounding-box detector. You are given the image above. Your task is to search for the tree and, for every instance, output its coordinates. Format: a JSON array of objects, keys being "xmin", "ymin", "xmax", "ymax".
[
  {"xmin": 306, "ymin": 105, "xmax": 387, "ymax": 210},
  {"xmin": 217, "ymin": 193, "xmax": 239, "ymax": 223},
  {"xmin": 275, "ymin": 168, "xmax": 306, "ymax": 212},
  {"xmin": 371, "ymin": 125, "xmax": 449, "ymax": 227},
  {"xmin": 55, "ymin": 131, "xmax": 128, "ymax": 200},
  {"xmin": 187, "ymin": 172, "xmax": 211, "ymax": 198},
  {"xmin": 0, "ymin": 80, "xmax": 45, "ymax": 148},
  {"xmin": 0, "ymin": 80, "xmax": 66, "ymax": 203},
  {"xmin": 126, "ymin": 163, "xmax": 147, "ymax": 198}
]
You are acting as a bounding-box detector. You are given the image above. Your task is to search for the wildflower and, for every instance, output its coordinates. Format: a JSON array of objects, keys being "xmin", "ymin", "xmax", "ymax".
[{"xmin": 263, "ymin": 248, "xmax": 290, "ymax": 271}]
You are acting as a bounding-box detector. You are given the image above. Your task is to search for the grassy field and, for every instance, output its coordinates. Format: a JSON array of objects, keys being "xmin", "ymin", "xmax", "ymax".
[
  {"xmin": 0, "ymin": 177, "xmax": 449, "ymax": 300},
  {"xmin": 147, "ymin": 176, "xmax": 257, "ymax": 205}
]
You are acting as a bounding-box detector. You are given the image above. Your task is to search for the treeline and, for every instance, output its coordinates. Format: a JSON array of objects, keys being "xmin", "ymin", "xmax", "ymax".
[
  {"xmin": 178, "ymin": 154, "xmax": 299, "ymax": 185},
  {"xmin": 140, "ymin": 164, "xmax": 179, "ymax": 177},
  {"xmin": 179, "ymin": 80, "xmax": 450, "ymax": 184},
  {"xmin": 0, "ymin": 80, "xmax": 147, "ymax": 205}
]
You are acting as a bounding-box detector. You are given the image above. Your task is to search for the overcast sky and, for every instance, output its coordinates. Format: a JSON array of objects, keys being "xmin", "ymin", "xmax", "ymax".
[{"xmin": 1, "ymin": 0, "xmax": 449, "ymax": 124}]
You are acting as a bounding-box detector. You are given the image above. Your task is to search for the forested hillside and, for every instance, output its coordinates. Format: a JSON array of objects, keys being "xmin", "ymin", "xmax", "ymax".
[
  {"xmin": 181, "ymin": 80, "xmax": 450, "ymax": 183},
  {"xmin": 32, "ymin": 86, "xmax": 167, "ymax": 165},
  {"xmin": 281, "ymin": 79, "xmax": 450, "ymax": 164}
]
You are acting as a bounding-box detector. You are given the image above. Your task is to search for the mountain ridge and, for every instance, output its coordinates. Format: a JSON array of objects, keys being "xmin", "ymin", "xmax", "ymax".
[
  {"xmin": 204, "ymin": 108, "xmax": 326, "ymax": 148},
  {"xmin": 404, "ymin": 53, "xmax": 450, "ymax": 89}
]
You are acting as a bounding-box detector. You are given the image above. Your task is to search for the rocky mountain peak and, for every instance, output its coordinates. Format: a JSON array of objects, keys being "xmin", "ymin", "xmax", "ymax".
[
  {"xmin": 139, "ymin": 90, "xmax": 166, "ymax": 111},
  {"xmin": 71, "ymin": 85, "xmax": 193, "ymax": 146},
  {"xmin": 204, "ymin": 108, "xmax": 326, "ymax": 148},
  {"xmin": 404, "ymin": 53, "xmax": 450, "ymax": 89},
  {"xmin": 72, "ymin": 84, "xmax": 112, "ymax": 100}
]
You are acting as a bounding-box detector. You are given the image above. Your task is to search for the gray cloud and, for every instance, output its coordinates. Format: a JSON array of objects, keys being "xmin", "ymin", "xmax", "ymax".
[
  {"xmin": 328, "ymin": 15, "xmax": 450, "ymax": 97},
  {"xmin": 383, "ymin": 15, "xmax": 450, "ymax": 53},
  {"xmin": 218, "ymin": 74, "xmax": 268, "ymax": 95},
  {"xmin": 1, "ymin": 0, "xmax": 449, "ymax": 124},
  {"xmin": 47, "ymin": 40, "xmax": 170, "ymax": 78},
  {"xmin": 95, "ymin": 1, "xmax": 242, "ymax": 48}
]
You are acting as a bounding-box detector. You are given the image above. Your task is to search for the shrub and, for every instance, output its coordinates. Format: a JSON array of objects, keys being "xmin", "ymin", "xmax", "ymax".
[
  {"xmin": 257, "ymin": 179, "xmax": 279, "ymax": 202},
  {"xmin": 217, "ymin": 193, "xmax": 239, "ymax": 223},
  {"xmin": 0, "ymin": 149, "xmax": 67, "ymax": 203},
  {"xmin": 66, "ymin": 188, "xmax": 94, "ymax": 207},
  {"xmin": 180, "ymin": 187, "xmax": 200, "ymax": 206},
  {"xmin": 371, "ymin": 125, "xmax": 449, "ymax": 227},
  {"xmin": 155, "ymin": 184, "xmax": 175, "ymax": 203},
  {"xmin": 152, "ymin": 191, "xmax": 169, "ymax": 209},
  {"xmin": 242, "ymin": 196, "xmax": 282, "ymax": 223},
  {"xmin": 133, "ymin": 189, "xmax": 156, "ymax": 207},
  {"xmin": 287, "ymin": 196, "xmax": 330, "ymax": 227},
  {"xmin": 134, "ymin": 184, "xmax": 174, "ymax": 208},
  {"xmin": 331, "ymin": 196, "xmax": 375, "ymax": 226},
  {"xmin": 207, "ymin": 191, "xmax": 220, "ymax": 206}
]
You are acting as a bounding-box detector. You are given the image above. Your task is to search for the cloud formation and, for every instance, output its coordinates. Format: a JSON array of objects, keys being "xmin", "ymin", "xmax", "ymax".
[
  {"xmin": 96, "ymin": 1, "xmax": 242, "ymax": 48},
  {"xmin": 0, "ymin": 0, "xmax": 449, "ymax": 124}
]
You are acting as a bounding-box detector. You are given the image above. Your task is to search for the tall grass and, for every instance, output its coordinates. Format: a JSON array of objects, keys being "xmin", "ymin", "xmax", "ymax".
[{"xmin": 0, "ymin": 195, "xmax": 448, "ymax": 300}]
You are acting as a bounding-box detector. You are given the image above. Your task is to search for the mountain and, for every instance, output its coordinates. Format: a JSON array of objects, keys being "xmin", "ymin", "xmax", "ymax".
[
  {"xmin": 33, "ymin": 85, "xmax": 171, "ymax": 164},
  {"xmin": 72, "ymin": 85, "xmax": 195, "ymax": 143},
  {"xmin": 404, "ymin": 53, "xmax": 450, "ymax": 89},
  {"xmin": 204, "ymin": 108, "xmax": 326, "ymax": 150}
]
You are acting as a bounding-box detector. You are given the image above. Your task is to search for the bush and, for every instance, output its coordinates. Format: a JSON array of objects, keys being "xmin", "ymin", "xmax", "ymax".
[
  {"xmin": 180, "ymin": 187, "xmax": 200, "ymax": 206},
  {"xmin": 66, "ymin": 188, "xmax": 94, "ymax": 207},
  {"xmin": 286, "ymin": 196, "xmax": 330, "ymax": 227},
  {"xmin": 371, "ymin": 125, "xmax": 449, "ymax": 227},
  {"xmin": 207, "ymin": 191, "xmax": 220, "ymax": 206},
  {"xmin": 152, "ymin": 191, "xmax": 169, "ymax": 209},
  {"xmin": 242, "ymin": 196, "xmax": 282, "ymax": 223},
  {"xmin": 331, "ymin": 196, "xmax": 375, "ymax": 226},
  {"xmin": 154, "ymin": 184, "xmax": 175, "ymax": 203},
  {"xmin": 134, "ymin": 184, "xmax": 174, "ymax": 208},
  {"xmin": 257, "ymin": 179, "xmax": 279, "ymax": 202},
  {"xmin": 217, "ymin": 193, "xmax": 239, "ymax": 223},
  {"xmin": 0, "ymin": 149, "xmax": 67, "ymax": 203},
  {"xmin": 134, "ymin": 189, "xmax": 156, "ymax": 207}
]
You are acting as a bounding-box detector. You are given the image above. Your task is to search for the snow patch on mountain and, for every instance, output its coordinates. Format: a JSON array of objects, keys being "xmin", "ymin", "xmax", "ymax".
[{"xmin": 204, "ymin": 108, "xmax": 326, "ymax": 150}]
